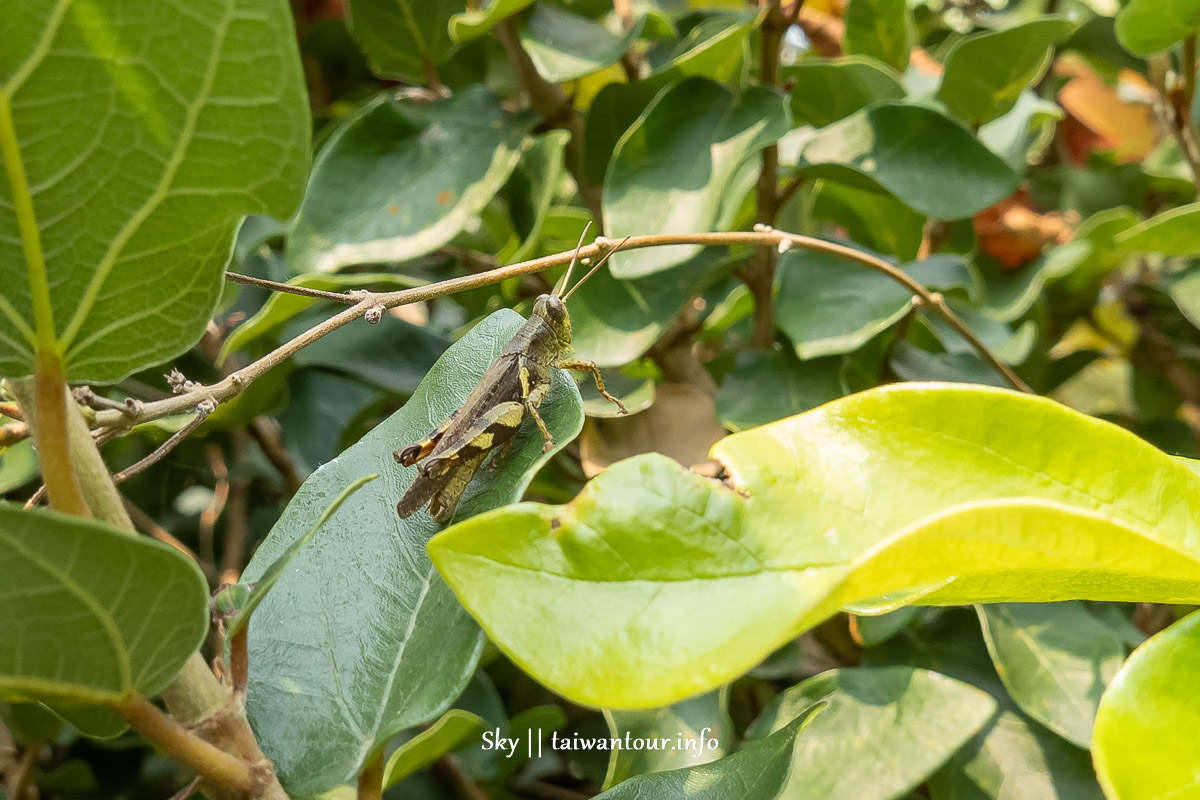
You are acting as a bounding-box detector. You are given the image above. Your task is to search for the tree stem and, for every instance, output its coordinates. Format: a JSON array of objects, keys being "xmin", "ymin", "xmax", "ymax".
[
  {"xmin": 357, "ymin": 751, "xmax": 384, "ymax": 800},
  {"xmin": 29, "ymin": 352, "xmax": 90, "ymax": 517},
  {"xmin": 112, "ymin": 695, "xmax": 256, "ymax": 798}
]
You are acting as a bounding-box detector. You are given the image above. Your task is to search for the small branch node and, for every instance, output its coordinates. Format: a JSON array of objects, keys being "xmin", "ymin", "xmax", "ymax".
[
  {"xmin": 364, "ymin": 304, "xmax": 385, "ymax": 324},
  {"xmin": 777, "ymin": 239, "xmax": 792, "ymax": 254},
  {"xmin": 753, "ymin": 222, "xmax": 774, "ymax": 232},
  {"xmin": 123, "ymin": 397, "xmax": 144, "ymax": 418}
]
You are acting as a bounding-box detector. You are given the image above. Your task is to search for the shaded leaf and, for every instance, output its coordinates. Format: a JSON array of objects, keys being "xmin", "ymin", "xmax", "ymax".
[
  {"xmin": 288, "ymin": 87, "xmax": 534, "ymax": 274},
  {"xmin": 604, "ymin": 691, "xmax": 731, "ymax": 789},
  {"xmin": 747, "ymin": 667, "xmax": 997, "ymax": 800},
  {"xmin": 521, "ymin": 5, "xmax": 645, "ymax": 83},
  {"xmin": 977, "ymin": 603, "xmax": 1123, "ymax": 748},
  {"xmin": 0, "ymin": 506, "xmax": 208, "ymax": 704},
  {"xmin": 383, "ymin": 710, "xmax": 487, "ymax": 789},
  {"xmin": 794, "ymin": 104, "xmax": 1019, "ymax": 219},
  {"xmin": 783, "ymin": 57, "xmax": 905, "ymax": 128},
  {"xmin": 937, "ymin": 18, "xmax": 1073, "ymax": 126},
  {"xmin": 605, "ymin": 78, "xmax": 790, "ymax": 278},
  {"xmin": 843, "ymin": 0, "xmax": 915, "ymax": 71},
  {"xmin": 714, "ymin": 349, "xmax": 844, "ymax": 432},
  {"xmin": 244, "ymin": 311, "xmax": 584, "ymax": 796},
  {"xmin": 348, "ymin": 0, "xmax": 465, "ymax": 80},
  {"xmin": 449, "ymin": 0, "xmax": 532, "ymax": 42}
]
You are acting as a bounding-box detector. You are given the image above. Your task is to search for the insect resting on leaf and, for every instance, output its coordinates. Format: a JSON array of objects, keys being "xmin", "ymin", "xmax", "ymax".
[{"xmin": 394, "ymin": 228, "xmax": 631, "ymax": 522}]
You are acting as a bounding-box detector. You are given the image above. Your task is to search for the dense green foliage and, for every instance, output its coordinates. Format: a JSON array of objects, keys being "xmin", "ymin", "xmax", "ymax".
[{"xmin": 5, "ymin": 1, "xmax": 1200, "ymax": 800}]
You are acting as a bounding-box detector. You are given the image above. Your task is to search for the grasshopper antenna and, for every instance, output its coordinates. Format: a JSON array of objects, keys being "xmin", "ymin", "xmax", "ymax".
[
  {"xmin": 562, "ymin": 235, "xmax": 632, "ymax": 303},
  {"xmin": 555, "ymin": 222, "xmax": 592, "ymax": 297}
]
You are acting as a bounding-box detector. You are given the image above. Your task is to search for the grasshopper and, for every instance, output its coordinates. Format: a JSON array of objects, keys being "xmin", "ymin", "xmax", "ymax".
[{"xmin": 395, "ymin": 230, "xmax": 629, "ymax": 522}]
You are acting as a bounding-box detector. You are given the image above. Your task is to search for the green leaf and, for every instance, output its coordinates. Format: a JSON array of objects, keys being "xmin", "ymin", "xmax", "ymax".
[
  {"xmin": 288, "ymin": 87, "xmax": 534, "ymax": 274},
  {"xmin": 287, "ymin": 313, "xmax": 449, "ymax": 395},
  {"xmin": 843, "ymin": 0, "xmax": 915, "ymax": 71},
  {"xmin": 570, "ymin": 247, "xmax": 730, "ymax": 368},
  {"xmin": 1114, "ymin": 202, "xmax": 1200, "ymax": 255},
  {"xmin": 604, "ymin": 78, "xmax": 790, "ymax": 278},
  {"xmin": 226, "ymin": 475, "xmax": 377, "ymax": 639},
  {"xmin": 244, "ymin": 310, "xmax": 584, "ymax": 797},
  {"xmin": 810, "ymin": 179, "xmax": 926, "ymax": 262},
  {"xmin": 520, "ymin": 5, "xmax": 644, "ymax": 84},
  {"xmin": 603, "ymin": 691, "xmax": 731, "ymax": 789},
  {"xmin": 429, "ymin": 384, "xmax": 1200, "ymax": 708},
  {"xmin": 0, "ymin": 505, "xmax": 208, "ymax": 704},
  {"xmin": 783, "ymin": 57, "xmax": 905, "ymax": 128},
  {"xmin": 937, "ymin": 18, "xmax": 1074, "ymax": 126},
  {"xmin": 794, "ymin": 104, "xmax": 1019, "ymax": 219},
  {"xmin": 218, "ymin": 273, "xmax": 421, "ymax": 363},
  {"xmin": 776, "ymin": 250, "xmax": 974, "ymax": 359},
  {"xmin": 347, "ymin": 0, "xmax": 465, "ymax": 81},
  {"xmin": 449, "ymin": 0, "xmax": 532, "ymax": 42},
  {"xmin": 978, "ymin": 91, "xmax": 1064, "ymax": 169},
  {"xmin": 714, "ymin": 349, "xmax": 844, "ymax": 432},
  {"xmin": 500, "ymin": 131, "xmax": 569, "ymax": 264},
  {"xmin": 382, "ymin": 710, "xmax": 487, "ymax": 789},
  {"xmin": 0, "ymin": 0, "xmax": 309, "ymax": 382},
  {"xmin": 931, "ymin": 709, "xmax": 1104, "ymax": 800},
  {"xmin": 977, "ymin": 603, "xmax": 1123, "ymax": 748},
  {"xmin": 747, "ymin": 667, "xmax": 997, "ymax": 800},
  {"xmin": 1093, "ymin": 610, "xmax": 1200, "ymax": 800},
  {"xmin": 595, "ymin": 711, "xmax": 820, "ymax": 800},
  {"xmin": 1115, "ymin": 0, "xmax": 1200, "ymax": 56}
]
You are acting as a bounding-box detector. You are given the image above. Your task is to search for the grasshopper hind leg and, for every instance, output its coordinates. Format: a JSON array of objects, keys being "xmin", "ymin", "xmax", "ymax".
[{"xmin": 559, "ymin": 359, "xmax": 628, "ymax": 415}]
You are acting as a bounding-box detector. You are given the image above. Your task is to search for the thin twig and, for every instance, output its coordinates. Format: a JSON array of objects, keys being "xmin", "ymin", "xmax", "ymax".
[
  {"xmin": 199, "ymin": 441, "xmax": 230, "ymax": 569},
  {"xmin": 86, "ymin": 229, "xmax": 1030, "ymax": 436},
  {"xmin": 433, "ymin": 755, "xmax": 488, "ymax": 800},
  {"xmin": 226, "ymin": 271, "xmax": 358, "ymax": 303},
  {"xmin": 110, "ymin": 410, "xmax": 211, "ymax": 485},
  {"xmin": 0, "ymin": 401, "xmax": 24, "ymax": 420},
  {"xmin": 167, "ymin": 775, "xmax": 203, "ymax": 800},
  {"xmin": 8, "ymin": 742, "xmax": 39, "ymax": 800},
  {"xmin": 229, "ymin": 624, "xmax": 249, "ymax": 697},
  {"xmin": 0, "ymin": 421, "xmax": 28, "ymax": 447},
  {"xmin": 248, "ymin": 416, "xmax": 302, "ymax": 496}
]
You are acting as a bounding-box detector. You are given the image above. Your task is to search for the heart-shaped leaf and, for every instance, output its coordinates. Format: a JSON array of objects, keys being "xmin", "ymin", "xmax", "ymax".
[
  {"xmin": 288, "ymin": 87, "xmax": 534, "ymax": 274},
  {"xmin": 0, "ymin": 505, "xmax": 208, "ymax": 705},
  {"xmin": 746, "ymin": 667, "xmax": 996, "ymax": 800},
  {"xmin": 429, "ymin": 384, "xmax": 1200, "ymax": 708},
  {"xmin": 243, "ymin": 310, "xmax": 584, "ymax": 796},
  {"xmin": 0, "ymin": 0, "xmax": 309, "ymax": 382},
  {"xmin": 604, "ymin": 77, "xmax": 790, "ymax": 278},
  {"xmin": 1093, "ymin": 610, "xmax": 1200, "ymax": 800},
  {"xmin": 793, "ymin": 104, "xmax": 1019, "ymax": 219}
]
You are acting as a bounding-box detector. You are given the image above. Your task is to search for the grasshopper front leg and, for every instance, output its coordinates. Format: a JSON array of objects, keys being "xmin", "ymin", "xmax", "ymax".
[{"xmin": 559, "ymin": 359, "xmax": 629, "ymax": 415}]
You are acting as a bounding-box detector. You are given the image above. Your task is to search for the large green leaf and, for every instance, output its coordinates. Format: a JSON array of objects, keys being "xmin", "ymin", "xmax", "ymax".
[
  {"xmin": 937, "ymin": 18, "xmax": 1073, "ymax": 126},
  {"xmin": 347, "ymin": 0, "xmax": 465, "ymax": 81},
  {"xmin": 288, "ymin": 87, "xmax": 534, "ymax": 274},
  {"xmin": 775, "ymin": 251, "xmax": 974, "ymax": 359},
  {"xmin": 793, "ymin": 104, "xmax": 1019, "ymax": 219},
  {"xmin": 429, "ymin": 384, "xmax": 1200, "ymax": 708},
  {"xmin": 595, "ymin": 712, "xmax": 820, "ymax": 800},
  {"xmin": 1115, "ymin": 0, "xmax": 1200, "ymax": 56},
  {"xmin": 977, "ymin": 603, "xmax": 1123, "ymax": 748},
  {"xmin": 604, "ymin": 78, "xmax": 790, "ymax": 278},
  {"xmin": 520, "ymin": 5, "xmax": 644, "ymax": 84},
  {"xmin": 243, "ymin": 310, "xmax": 584, "ymax": 797},
  {"xmin": 0, "ymin": 505, "xmax": 208, "ymax": 705},
  {"xmin": 843, "ymin": 0, "xmax": 915, "ymax": 71},
  {"xmin": 783, "ymin": 57, "xmax": 905, "ymax": 129},
  {"xmin": 0, "ymin": 0, "xmax": 309, "ymax": 382},
  {"xmin": 746, "ymin": 667, "xmax": 996, "ymax": 800},
  {"xmin": 1093, "ymin": 611, "xmax": 1200, "ymax": 800}
]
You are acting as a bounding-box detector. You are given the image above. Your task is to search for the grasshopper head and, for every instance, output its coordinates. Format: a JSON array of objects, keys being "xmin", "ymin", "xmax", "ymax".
[{"xmin": 533, "ymin": 293, "xmax": 572, "ymax": 347}]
